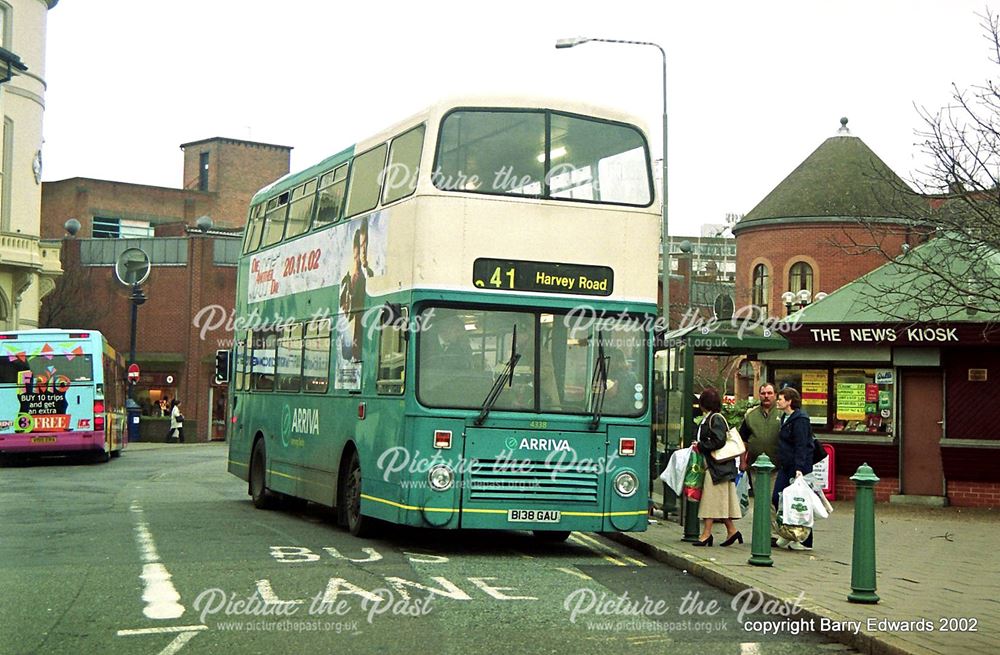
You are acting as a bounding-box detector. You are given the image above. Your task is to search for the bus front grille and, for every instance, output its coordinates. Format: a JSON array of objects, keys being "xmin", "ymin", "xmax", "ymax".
[{"xmin": 467, "ymin": 460, "xmax": 600, "ymax": 503}]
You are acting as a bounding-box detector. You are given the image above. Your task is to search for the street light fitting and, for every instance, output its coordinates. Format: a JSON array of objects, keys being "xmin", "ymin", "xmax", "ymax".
[
  {"xmin": 555, "ymin": 37, "xmax": 591, "ymax": 49},
  {"xmin": 555, "ymin": 34, "xmax": 669, "ymax": 328}
]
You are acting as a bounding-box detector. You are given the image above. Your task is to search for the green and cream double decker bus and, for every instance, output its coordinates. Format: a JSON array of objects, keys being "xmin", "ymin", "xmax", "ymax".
[{"xmin": 228, "ymin": 97, "xmax": 660, "ymax": 539}]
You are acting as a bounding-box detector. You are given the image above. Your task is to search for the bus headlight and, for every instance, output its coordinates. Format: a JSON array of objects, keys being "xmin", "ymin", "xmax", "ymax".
[
  {"xmin": 428, "ymin": 465, "xmax": 454, "ymax": 491},
  {"xmin": 613, "ymin": 471, "xmax": 639, "ymax": 498}
]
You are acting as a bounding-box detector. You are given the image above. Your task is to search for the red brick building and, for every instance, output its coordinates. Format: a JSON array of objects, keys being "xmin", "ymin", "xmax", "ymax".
[
  {"xmin": 732, "ymin": 120, "xmax": 998, "ymax": 508},
  {"xmin": 40, "ymin": 138, "xmax": 291, "ymax": 440}
]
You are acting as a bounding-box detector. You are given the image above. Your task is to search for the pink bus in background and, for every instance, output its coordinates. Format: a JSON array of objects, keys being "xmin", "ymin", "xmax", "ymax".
[{"xmin": 0, "ymin": 330, "xmax": 126, "ymax": 463}]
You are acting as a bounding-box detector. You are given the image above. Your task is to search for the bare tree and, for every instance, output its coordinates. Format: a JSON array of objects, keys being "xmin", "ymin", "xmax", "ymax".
[
  {"xmin": 842, "ymin": 11, "xmax": 1000, "ymax": 324},
  {"xmin": 40, "ymin": 268, "xmax": 100, "ymax": 328}
]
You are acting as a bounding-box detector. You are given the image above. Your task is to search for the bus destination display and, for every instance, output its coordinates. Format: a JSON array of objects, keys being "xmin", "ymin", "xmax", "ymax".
[{"xmin": 473, "ymin": 258, "xmax": 613, "ymax": 296}]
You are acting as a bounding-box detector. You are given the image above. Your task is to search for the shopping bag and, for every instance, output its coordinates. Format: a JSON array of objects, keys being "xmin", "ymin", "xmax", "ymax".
[
  {"xmin": 710, "ymin": 415, "xmax": 746, "ymax": 462},
  {"xmin": 659, "ymin": 446, "xmax": 692, "ymax": 496},
  {"xmin": 735, "ymin": 470, "xmax": 750, "ymax": 518},
  {"xmin": 682, "ymin": 444, "xmax": 705, "ymax": 501},
  {"xmin": 781, "ymin": 477, "xmax": 815, "ymax": 527}
]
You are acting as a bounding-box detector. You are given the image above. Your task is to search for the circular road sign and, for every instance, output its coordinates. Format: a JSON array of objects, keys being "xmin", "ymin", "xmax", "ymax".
[
  {"xmin": 115, "ymin": 248, "xmax": 151, "ymax": 287},
  {"xmin": 127, "ymin": 363, "xmax": 140, "ymax": 383}
]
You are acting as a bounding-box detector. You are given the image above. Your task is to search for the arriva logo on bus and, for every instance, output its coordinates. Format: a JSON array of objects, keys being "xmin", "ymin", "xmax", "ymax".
[{"xmin": 514, "ymin": 438, "xmax": 572, "ymax": 452}]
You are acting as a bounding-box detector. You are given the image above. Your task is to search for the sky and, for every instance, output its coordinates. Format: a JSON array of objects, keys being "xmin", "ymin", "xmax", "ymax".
[{"xmin": 39, "ymin": 0, "xmax": 999, "ymax": 236}]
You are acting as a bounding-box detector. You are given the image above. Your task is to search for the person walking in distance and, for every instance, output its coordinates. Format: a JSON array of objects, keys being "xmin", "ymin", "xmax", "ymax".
[{"xmin": 169, "ymin": 399, "xmax": 184, "ymax": 443}]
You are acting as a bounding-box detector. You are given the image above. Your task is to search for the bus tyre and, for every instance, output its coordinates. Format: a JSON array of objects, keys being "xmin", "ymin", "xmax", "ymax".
[
  {"xmin": 343, "ymin": 450, "xmax": 372, "ymax": 537},
  {"xmin": 533, "ymin": 530, "xmax": 571, "ymax": 543},
  {"xmin": 250, "ymin": 439, "xmax": 276, "ymax": 510}
]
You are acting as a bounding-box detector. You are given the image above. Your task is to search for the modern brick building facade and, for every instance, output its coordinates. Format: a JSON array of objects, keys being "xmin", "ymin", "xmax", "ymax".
[{"xmin": 40, "ymin": 138, "xmax": 291, "ymax": 440}]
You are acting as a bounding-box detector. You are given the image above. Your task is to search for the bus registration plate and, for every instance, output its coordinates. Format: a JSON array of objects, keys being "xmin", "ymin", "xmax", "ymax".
[
  {"xmin": 507, "ymin": 509, "xmax": 560, "ymax": 523},
  {"xmin": 30, "ymin": 436, "xmax": 57, "ymax": 444}
]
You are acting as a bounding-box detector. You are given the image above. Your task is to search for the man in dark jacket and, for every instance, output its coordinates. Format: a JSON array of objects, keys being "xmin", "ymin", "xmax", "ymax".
[{"xmin": 774, "ymin": 387, "xmax": 815, "ymax": 549}]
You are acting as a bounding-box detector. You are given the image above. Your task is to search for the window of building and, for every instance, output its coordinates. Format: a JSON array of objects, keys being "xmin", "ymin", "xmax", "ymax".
[
  {"xmin": 303, "ymin": 318, "xmax": 331, "ymax": 393},
  {"xmin": 788, "ymin": 261, "xmax": 813, "ymax": 296},
  {"xmin": 0, "ymin": 3, "xmax": 10, "ymax": 48},
  {"xmin": 315, "ymin": 164, "xmax": 349, "ymax": 227},
  {"xmin": 344, "ymin": 144, "xmax": 388, "ymax": 219},
  {"xmin": 382, "ymin": 125, "xmax": 425, "ymax": 204},
  {"xmin": 199, "ymin": 152, "xmax": 210, "ymax": 191},
  {"xmin": 751, "ymin": 264, "xmax": 769, "ymax": 317},
  {"xmin": 0, "ymin": 116, "xmax": 9, "ymax": 232},
  {"xmin": 92, "ymin": 217, "xmax": 153, "ymax": 239},
  {"xmin": 771, "ymin": 366, "xmax": 893, "ymax": 435},
  {"xmin": 93, "ymin": 217, "xmax": 120, "ymax": 239}
]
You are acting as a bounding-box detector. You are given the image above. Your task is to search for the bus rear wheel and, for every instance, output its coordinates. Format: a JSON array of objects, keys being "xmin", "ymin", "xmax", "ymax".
[
  {"xmin": 343, "ymin": 450, "xmax": 372, "ymax": 537},
  {"xmin": 250, "ymin": 439, "xmax": 276, "ymax": 510}
]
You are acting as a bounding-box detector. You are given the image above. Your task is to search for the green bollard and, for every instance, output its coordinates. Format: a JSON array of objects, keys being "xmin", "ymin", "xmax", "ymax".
[
  {"xmin": 848, "ymin": 463, "xmax": 881, "ymax": 604},
  {"xmin": 682, "ymin": 493, "xmax": 700, "ymax": 542},
  {"xmin": 748, "ymin": 454, "xmax": 775, "ymax": 567}
]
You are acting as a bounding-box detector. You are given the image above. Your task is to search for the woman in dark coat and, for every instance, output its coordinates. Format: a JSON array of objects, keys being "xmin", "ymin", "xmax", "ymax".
[
  {"xmin": 694, "ymin": 388, "xmax": 742, "ymax": 547},
  {"xmin": 773, "ymin": 386, "xmax": 815, "ymax": 549}
]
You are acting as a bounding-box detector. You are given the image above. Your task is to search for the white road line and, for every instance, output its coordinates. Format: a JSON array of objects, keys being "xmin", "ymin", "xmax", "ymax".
[
  {"xmin": 130, "ymin": 503, "xmax": 185, "ymax": 619},
  {"xmin": 117, "ymin": 626, "xmax": 209, "ymax": 636},
  {"xmin": 157, "ymin": 630, "xmax": 201, "ymax": 655}
]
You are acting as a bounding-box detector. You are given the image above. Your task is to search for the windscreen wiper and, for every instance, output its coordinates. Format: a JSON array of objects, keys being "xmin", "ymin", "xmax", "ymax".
[
  {"xmin": 475, "ymin": 324, "xmax": 520, "ymax": 426},
  {"xmin": 589, "ymin": 331, "xmax": 609, "ymax": 430}
]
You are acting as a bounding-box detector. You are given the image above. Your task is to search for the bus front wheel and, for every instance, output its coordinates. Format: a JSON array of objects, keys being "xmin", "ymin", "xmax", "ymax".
[
  {"xmin": 343, "ymin": 450, "xmax": 372, "ymax": 537},
  {"xmin": 250, "ymin": 439, "xmax": 276, "ymax": 510}
]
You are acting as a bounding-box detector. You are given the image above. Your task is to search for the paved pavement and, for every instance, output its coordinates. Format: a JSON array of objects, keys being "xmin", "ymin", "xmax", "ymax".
[{"xmin": 610, "ymin": 494, "xmax": 998, "ymax": 655}]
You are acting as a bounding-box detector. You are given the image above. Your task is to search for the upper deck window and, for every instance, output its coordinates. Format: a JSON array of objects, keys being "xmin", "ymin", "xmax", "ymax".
[
  {"xmin": 344, "ymin": 144, "xmax": 389, "ymax": 219},
  {"xmin": 434, "ymin": 109, "xmax": 652, "ymax": 206},
  {"xmin": 382, "ymin": 125, "xmax": 426, "ymax": 204}
]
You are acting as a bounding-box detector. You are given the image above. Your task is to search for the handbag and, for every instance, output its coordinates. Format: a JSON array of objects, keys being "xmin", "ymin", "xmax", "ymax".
[
  {"xmin": 812, "ymin": 438, "xmax": 827, "ymax": 464},
  {"xmin": 709, "ymin": 414, "xmax": 746, "ymax": 462}
]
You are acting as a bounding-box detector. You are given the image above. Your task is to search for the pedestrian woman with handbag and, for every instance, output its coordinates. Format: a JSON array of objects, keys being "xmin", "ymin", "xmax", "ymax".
[
  {"xmin": 694, "ymin": 388, "xmax": 743, "ymax": 547},
  {"xmin": 169, "ymin": 399, "xmax": 184, "ymax": 443},
  {"xmin": 774, "ymin": 386, "xmax": 814, "ymax": 549}
]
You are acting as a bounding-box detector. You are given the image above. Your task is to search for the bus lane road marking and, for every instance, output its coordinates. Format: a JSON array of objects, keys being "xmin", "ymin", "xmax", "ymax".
[
  {"xmin": 571, "ymin": 532, "xmax": 647, "ymax": 567},
  {"xmin": 129, "ymin": 502, "xmax": 185, "ymax": 619},
  {"xmin": 117, "ymin": 626, "xmax": 207, "ymax": 655}
]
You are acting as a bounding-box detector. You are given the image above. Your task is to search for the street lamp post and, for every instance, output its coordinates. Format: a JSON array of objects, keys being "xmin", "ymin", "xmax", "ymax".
[{"xmin": 555, "ymin": 36, "xmax": 669, "ymax": 328}]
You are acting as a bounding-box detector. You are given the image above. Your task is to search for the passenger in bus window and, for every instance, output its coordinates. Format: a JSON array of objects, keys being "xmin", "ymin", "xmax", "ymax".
[
  {"xmin": 604, "ymin": 348, "xmax": 640, "ymax": 413},
  {"xmin": 429, "ymin": 314, "xmax": 476, "ymax": 370}
]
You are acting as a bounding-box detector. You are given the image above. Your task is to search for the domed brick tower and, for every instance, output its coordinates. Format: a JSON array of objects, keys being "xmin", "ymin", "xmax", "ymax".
[{"xmin": 732, "ymin": 118, "xmax": 923, "ymax": 318}]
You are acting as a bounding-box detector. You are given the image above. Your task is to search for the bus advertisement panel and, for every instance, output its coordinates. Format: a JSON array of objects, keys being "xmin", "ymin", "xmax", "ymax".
[
  {"xmin": 228, "ymin": 97, "xmax": 659, "ymax": 540},
  {"xmin": 0, "ymin": 330, "xmax": 126, "ymax": 462}
]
